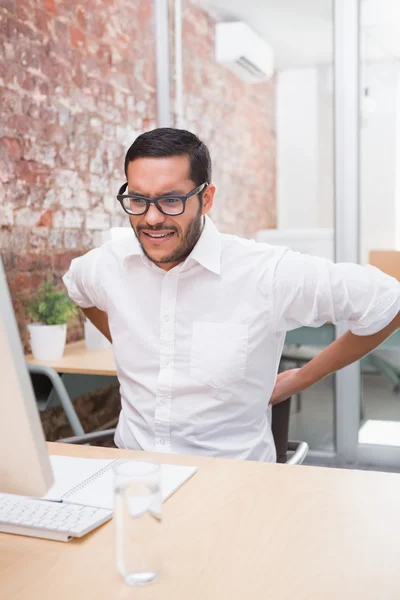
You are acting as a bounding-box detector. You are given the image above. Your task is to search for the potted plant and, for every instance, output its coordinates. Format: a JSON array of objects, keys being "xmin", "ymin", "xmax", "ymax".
[{"xmin": 26, "ymin": 281, "xmax": 78, "ymax": 360}]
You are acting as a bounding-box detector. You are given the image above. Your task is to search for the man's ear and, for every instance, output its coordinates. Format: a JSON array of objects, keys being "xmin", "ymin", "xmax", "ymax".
[{"xmin": 201, "ymin": 184, "xmax": 216, "ymax": 215}]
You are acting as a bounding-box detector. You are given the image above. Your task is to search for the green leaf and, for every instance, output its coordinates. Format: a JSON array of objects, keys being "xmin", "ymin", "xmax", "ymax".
[{"xmin": 25, "ymin": 282, "xmax": 78, "ymax": 325}]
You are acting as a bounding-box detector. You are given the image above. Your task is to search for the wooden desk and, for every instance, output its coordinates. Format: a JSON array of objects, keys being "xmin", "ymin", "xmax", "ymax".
[
  {"xmin": 2, "ymin": 443, "xmax": 400, "ymax": 599},
  {"xmin": 369, "ymin": 249, "xmax": 400, "ymax": 281},
  {"xmin": 26, "ymin": 340, "xmax": 116, "ymax": 376}
]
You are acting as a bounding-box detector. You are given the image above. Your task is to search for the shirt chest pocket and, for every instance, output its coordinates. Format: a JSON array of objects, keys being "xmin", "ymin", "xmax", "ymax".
[{"xmin": 190, "ymin": 322, "xmax": 249, "ymax": 389}]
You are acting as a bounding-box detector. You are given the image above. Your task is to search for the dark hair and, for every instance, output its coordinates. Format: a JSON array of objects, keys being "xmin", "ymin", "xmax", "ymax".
[{"xmin": 124, "ymin": 127, "xmax": 212, "ymax": 186}]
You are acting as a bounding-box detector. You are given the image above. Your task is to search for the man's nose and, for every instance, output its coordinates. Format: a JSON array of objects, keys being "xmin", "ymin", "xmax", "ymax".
[{"xmin": 144, "ymin": 203, "xmax": 167, "ymax": 227}]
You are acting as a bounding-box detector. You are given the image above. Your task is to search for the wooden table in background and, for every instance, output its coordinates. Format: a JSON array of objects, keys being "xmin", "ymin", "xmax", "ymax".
[
  {"xmin": 26, "ymin": 340, "xmax": 116, "ymax": 376},
  {"xmin": 26, "ymin": 341, "xmax": 119, "ymax": 407},
  {"xmin": 1, "ymin": 442, "xmax": 400, "ymax": 599}
]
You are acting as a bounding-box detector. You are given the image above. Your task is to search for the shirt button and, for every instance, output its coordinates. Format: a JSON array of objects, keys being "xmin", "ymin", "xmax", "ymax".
[
  {"xmin": 164, "ymin": 314, "xmax": 170, "ymax": 322},
  {"xmin": 159, "ymin": 439, "xmax": 166, "ymax": 445},
  {"xmin": 162, "ymin": 357, "xmax": 170, "ymax": 366}
]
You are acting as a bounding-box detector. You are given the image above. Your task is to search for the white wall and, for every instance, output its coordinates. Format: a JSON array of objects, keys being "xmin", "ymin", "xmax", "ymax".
[
  {"xmin": 360, "ymin": 62, "xmax": 398, "ymax": 263},
  {"xmin": 276, "ymin": 68, "xmax": 320, "ymax": 229},
  {"xmin": 316, "ymin": 66, "xmax": 334, "ymax": 229},
  {"xmin": 276, "ymin": 62, "xmax": 399, "ymax": 264}
]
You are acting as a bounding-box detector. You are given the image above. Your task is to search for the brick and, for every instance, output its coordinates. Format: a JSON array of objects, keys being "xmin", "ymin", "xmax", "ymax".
[
  {"xmin": 81, "ymin": 230, "xmax": 93, "ymax": 248},
  {"xmin": 17, "ymin": 69, "xmax": 35, "ymax": 91},
  {"xmin": 70, "ymin": 190, "xmax": 89, "ymax": 210},
  {"xmin": 70, "ymin": 26, "xmax": 85, "ymax": 49},
  {"xmin": 24, "ymin": 143, "xmax": 56, "ymax": 168},
  {"xmin": 0, "ymin": 203, "xmax": 14, "ymax": 226},
  {"xmin": 21, "ymin": 96, "xmax": 41, "ymax": 119},
  {"xmin": 48, "ymin": 229, "xmax": 63, "ymax": 248},
  {"xmin": 4, "ymin": 227, "xmax": 28, "ymax": 252},
  {"xmin": 11, "ymin": 273, "xmax": 31, "ymax": 294},
  {"xmin": 104, "ymin": 194, "xmax": 117, "ymax": 214},
  {"xmin": 52, "ymin": 20, "xmax": 71, "ymax": 58},
  {"xmin": 14, "ymin": 208, "xmax": 42, "ymax": 228},
  {"xmin": 89, "ymin": 173, "xmax": 108, "ymax": 194},
  {"xmin": 85, "ymin": 211, "xmax": 110, "ymax": 230},
  {"xmin": 72, "ymin": 65, "xmax": 86, "ymax": 88},
  {"xmin": 64, "ymin": 229, "xmax": 80, "ymax": 249},
  {"xmin": 89, "ymin": 117, "xmax": 102, "ymax": 133},
  {"xmin": 1, "ymin": 136, "xmax": 23, "ymax": 160},
  {"xmin": 15, "ymin": 160, "xmax": 50, "ymax": 186},
  {"xmin": 0, "ymin": 250, "xmax": 15, "ymax": 270},
  {"xmin": 29, "ymin": 227, "xmax": 49, "ymax": 250},
  {"xmin": 7, "ymin": 17, "xmax": 38, "ymax": 42},
  {"xmin": 87, "ymin": 14, "xmax": 105, "ymax": 38},
  {"xmin": 51, "ymin": 211, "xmax": 64, "ymax": 228},
  {"xmin": 44, "ymin": 0, "xmax": 55, "ymax": 14},
  {"xmin": 2, "ymin": 0, "xmax": 15, "ymax": 14},
  {"xmin": 15, "ymin": 252, "xmax": 52, "ymax": 271},
  {"xmin": 0, "ymin": 161, "xmax": 10, "ymax": 184},
  {"xmin": 111, "ymin": 213, "xmax": 126, "ymax": 228},
  {"xmin": 54, "ymin": 168, "xmax": 85, "ymax": 190},
  {"xmin": 0, "ymin": 228, "xmax": 11, "ymax": 250},
  {"xmin": 96, "ymin": 43, "xmax": 111, "ymax": 65},
  {"xmin": 0, "ymin": 88, "xmax": 23, "ymax": 117},
  {"xmin": 53, "ymin": 251, "xmax": 82, "ymax": 273},
  {"xmin": 15, "ymin": 0, "xmax": 34, "ymax": 21},
  {"xmin": 30, "ymin": 271, "xmax": 48, "ymax": 291},
  {"xmin": 44, "ymin": 124, "xmax": 65, "ymax": 145},
  {"xmin": 64, "ymin": 209, "xmax": 84, "ymax": 229},
  {"xmin": 75, "ymin": 6, "xmax": 86, "ymax": 29},
  {"xmin": 39, "ymin": 53, "xmax": 61, "ymax": 82},
  {"xmin": 37, "ymin": 10, "xmax": 53, "ymax": 36},
  {"xmin": 36, "ymin": 209, "xmax": 53, "ymax": 228}
]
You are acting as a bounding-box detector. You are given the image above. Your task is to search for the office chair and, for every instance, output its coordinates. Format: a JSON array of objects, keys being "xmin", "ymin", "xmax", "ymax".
[
  {"xmin": 271, "ymin": 397, "xmax": 308, "ymax": 464},
  {"xmin": 27, "ymin": 363, "xmax": 85, "ymax": 437},
  {"xmin": 58, "ymin": 397, "xmax": 308, "ymax": 465}
]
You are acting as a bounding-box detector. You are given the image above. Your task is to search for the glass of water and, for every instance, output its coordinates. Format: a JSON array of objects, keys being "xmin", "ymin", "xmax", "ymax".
[{"xmin": 114, "ymin": 460, "xmax": 162, "ymax": 585}]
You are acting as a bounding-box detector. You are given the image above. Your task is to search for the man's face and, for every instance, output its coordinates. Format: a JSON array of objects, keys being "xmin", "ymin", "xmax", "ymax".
[{"xmin": 126, "ymin": 155, "xmax": 215, "ymax": 270}]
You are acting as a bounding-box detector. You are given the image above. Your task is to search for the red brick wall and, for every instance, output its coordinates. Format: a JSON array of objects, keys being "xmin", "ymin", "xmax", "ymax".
[
  {"xmin": 0, "ymin": 0, "xmax": 276, "ymax": 344},
  {"xmin": 0, "ymin": 0, "xmax": 156, "ymax": 343}
]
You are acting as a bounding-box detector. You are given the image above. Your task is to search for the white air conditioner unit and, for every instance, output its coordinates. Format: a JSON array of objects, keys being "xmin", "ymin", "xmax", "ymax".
[{"xmin": 215, "ymin": 22, "xmax": 274, "ymax": 84}]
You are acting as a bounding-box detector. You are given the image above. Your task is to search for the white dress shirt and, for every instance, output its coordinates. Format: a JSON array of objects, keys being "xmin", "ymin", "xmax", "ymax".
[{"xmin": 63, "ymin": 217, "xmax": 400, "ymax": 461}]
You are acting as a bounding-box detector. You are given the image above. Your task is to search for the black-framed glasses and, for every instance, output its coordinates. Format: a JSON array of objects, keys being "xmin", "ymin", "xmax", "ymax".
[{"xmin": 116, "ymin": 182, "xmax": 208, "ymax": 216}]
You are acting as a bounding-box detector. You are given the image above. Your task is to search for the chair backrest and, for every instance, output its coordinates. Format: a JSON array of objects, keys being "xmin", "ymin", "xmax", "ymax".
[
  {"xmin": 271, "ymin": 397, "xmax": 291, "ymax": 463},
  {"xmin": 28, "ymin": 371, "xmax": 54, "ymax": 411}
]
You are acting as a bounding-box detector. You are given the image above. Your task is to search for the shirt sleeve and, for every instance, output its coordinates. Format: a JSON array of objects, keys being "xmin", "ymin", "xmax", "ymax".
[
  {"xmin": 62, "ymin": 247, "xmax": 107, "ymax": 312},
  {"xmin": 272, "ymin": 250, "xmax": 400, "ymax": 335}
]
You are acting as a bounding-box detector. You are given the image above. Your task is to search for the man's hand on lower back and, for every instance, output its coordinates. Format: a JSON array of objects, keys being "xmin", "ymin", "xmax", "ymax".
[{"xmin": 269, "ymin": 369, "xmax": 303, "ymax": 405}]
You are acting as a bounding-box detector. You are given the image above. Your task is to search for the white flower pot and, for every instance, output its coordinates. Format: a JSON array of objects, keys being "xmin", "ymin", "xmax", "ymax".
[
  {"xmin": 28, "ymin": 323, "xmax": 67, "ymax": 361},
  {"xmin": 84, "ymin": 319, "xmax": 111, "ymax": 350}
]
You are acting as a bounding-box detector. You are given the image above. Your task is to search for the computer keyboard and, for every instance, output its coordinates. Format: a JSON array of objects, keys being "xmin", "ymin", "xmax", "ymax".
[{"xmin": 0, "ymin": 493, "xmax": 112, "ymax": 542}]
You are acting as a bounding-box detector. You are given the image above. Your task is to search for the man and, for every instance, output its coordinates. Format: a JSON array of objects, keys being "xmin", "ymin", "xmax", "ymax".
[{"xmin": 63, "ymin": 127, "xmax": 400, "ymax": 462}]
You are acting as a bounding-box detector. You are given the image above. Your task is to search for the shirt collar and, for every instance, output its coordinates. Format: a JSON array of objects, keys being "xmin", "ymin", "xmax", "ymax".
[
  {"xmin": 188, "ymin": 216, "xmax": 221, "ymax": 275},
  {"xmin": 123, "ymin": 216, "xmax": 222, "ymax": 275}
]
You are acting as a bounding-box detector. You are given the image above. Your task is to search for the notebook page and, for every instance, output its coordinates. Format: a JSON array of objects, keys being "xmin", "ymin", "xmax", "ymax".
[
  {"xmin": 43, "ymin": 455, "xmax": 115, "ymax": 502},
  {"xmin": 63, "ymin": 459, "xmax": 197, "ymax": 510}
]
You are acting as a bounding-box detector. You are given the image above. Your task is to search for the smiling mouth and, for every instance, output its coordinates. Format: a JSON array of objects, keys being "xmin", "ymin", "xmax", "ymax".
[{"xmin": 141, "ymin": 231, "xmax": 175, "ymax": 242}]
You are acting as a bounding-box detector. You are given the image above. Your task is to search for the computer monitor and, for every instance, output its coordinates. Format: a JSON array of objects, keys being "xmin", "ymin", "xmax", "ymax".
[{"xmin": 0, "ymin": 256, "xmax": 53, "ymax": 496}]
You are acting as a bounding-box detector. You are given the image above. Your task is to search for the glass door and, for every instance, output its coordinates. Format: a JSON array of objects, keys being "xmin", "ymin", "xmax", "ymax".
[{"xmin": 356, "ymin": 0, "xmax": 400, "ymax": 468}]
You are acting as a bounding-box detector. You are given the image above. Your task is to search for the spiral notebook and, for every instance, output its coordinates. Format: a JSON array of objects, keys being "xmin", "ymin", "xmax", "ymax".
[{"xmin": 43, "ymin": 455, "xmax": 197, "ymax": 511}]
